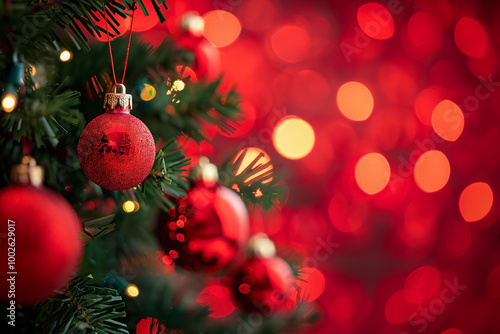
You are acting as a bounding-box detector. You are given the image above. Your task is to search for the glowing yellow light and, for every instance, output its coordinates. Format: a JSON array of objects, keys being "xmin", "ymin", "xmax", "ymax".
[
  {"xmin": 59, "ymin": 50, "xmax": 72, "ymax": 62},
  {"xmin": 126, "ymin": 284, "xmax": 139, "ymax": 297},
  {"xmin": 272, "ymin": 116, "xmax": 315, "ymax": 160},
  {"xmin": 30, "ymin": 65, "xmax": 36, "ymax": 76},
  {"xmin": 355, "ymin": 153, "xmax": 391, "ymax": 195},
  {"xmin": 123, "ymin": 200, "xmax": 135, "ymax": 213},
  {"xmin": 172, "ymin": 80, "xmax": 185, "ymax": 91},
  {"xmin": 233, "ymin": 147, "xmax": 273, "ymax": 184},
  {"xmin": 336, "ymin": 81, "xmax": 374, "ymax": 121},
  {"xmin": 2, "ymin": 93, "xmax": 17, "ymax": 113},
  {"xmin": 140, "ymin": 84, "xmax": 156, "ymax": 101}
]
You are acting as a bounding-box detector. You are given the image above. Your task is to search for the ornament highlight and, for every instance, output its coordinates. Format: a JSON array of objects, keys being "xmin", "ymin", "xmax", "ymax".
[{"xmin": 78, "ymin": 84, "xmax": 156, "ymax": 190}]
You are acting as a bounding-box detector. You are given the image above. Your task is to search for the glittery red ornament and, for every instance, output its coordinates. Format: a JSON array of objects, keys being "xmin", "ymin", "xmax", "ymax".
[
  {"xmin": 230, "ymin": 256, "xmax": 295, "ymax": 314},
  {"xmin": 0, "ymin": 159, "xmax": 83, "ymax": 305},
  {"xmin": 156, "ymin": 159, "xmax": 249, "ymax": 272},
  {"xmin": 78, "ymin": 84, "xmax": 155, "ymax": 190}
]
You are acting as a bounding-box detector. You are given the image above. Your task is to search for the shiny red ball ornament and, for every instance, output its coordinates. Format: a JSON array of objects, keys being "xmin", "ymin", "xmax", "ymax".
[
  {"xmin": 175, "ymin": 14, "xmax": 221, "ymax": 81},
  {"xmin": 230, "ymin": 255, "xmax": 295, "ymax": 314},
  {"xmin": 78, "ymin": 84, "xmax": 155, "ymax": 190},
  {"xmin": 0, "ymin": 158, "xmax": 83, "ymax": 305},
  {"xmin": 157, "ymin": 158, "xmax": 249, "ymax": 272}
]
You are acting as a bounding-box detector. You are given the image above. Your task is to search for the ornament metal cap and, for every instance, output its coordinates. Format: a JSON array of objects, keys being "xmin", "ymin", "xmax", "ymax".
[
  {"xmin": 104, "ymin": 84, "xmax": 132, "ymax": 113},
  {"xmin": 191, "ymin": 156, "xmax": 219, "ymax": 185},
  {"xmin": 248, "ymin": 233, "xmax": 276, "ymax": 258},
  {"xmin": 10, "ymin": 156, "xmax": 44, "ymax": 186}
]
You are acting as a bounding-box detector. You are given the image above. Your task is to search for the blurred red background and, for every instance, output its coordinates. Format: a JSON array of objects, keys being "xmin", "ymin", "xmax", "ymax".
[{"xmin": 133, "ymin": 0, "xmax": 500, "ymax": 332}]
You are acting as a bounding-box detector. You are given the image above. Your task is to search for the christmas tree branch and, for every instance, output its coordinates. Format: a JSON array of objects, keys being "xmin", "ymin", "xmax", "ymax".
[
  {"xmin": 222, "ymin": 150, "xmax": 288, "ymax": 210},
  {"xmin": 34, "ymin": 276, "xmax": 128, "ymax": 334}
]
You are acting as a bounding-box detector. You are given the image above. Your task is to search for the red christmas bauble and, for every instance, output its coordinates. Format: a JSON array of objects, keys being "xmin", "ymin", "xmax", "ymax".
[
  {"xmin": 230, "ymin": 256, "xmax": 295, "ymax": 313},
  {"xmin": 176, "ymin": 32, "xmax": 221, "ymax": 81},
  {"xmin": 156, "ymin": 180, "xmax": 249, "ymax": 272},
  {"xmin": 78, "ymin": 112, "xmax": 155, "ymax": 190},
  {"xmin": 0, "ymin": 184, "xmax": 83, "ymax": 305}
]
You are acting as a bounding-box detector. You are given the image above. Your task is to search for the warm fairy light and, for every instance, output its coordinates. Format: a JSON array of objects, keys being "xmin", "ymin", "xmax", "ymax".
[
  {"xmin": 357, "ymin": 3, "xmax": 394, "ymax": 40},
  {"xmin": 202, "ymin": 10, "xmax": 241, "ymax": 48},
  {"xmin": 432, "ymin": 100, "xmax": 464, "ymax": 142},
  {"xmin": 233, "ymin": 147, "xmax": 273, "ymax": 184},
  {"xmin": 2, "ymin": 93, "xmax": 17, "ymax": 113},
  {"xmin": 140, "ymin": 84, "xmax": 156, "ymax": 101},
  {"xmin": 271, "ymin": 25, "xmax": 310, "ymax": 63},
  {"xmin": 123, "ymin": 200, "xmax": 136, "ymax": 213},
  {"xmin": 126, "ymin": 284, "xmax": 139, "ymax": 297},
  {"xmin": 59, "ymin": 50, "xmax": 72, "ymax": 62},
  {"xmin": 355, "ymin": 153, "xmax": 391, "ymax": 195},
  {"xmin": 172, "ymin": 80, "xmax": 185, "ymax": 91},
  {"xmin": 336, "ymin": 81, "xmax": 374, "ymax": 121},
  {"xmin": 459, "ymin": 182, "xmax": 494, "ymax": 222},
  {"xmin": 30, "ymin": 65, "xmax": 36, "ymax": 76},
  {"xmin": 272, "ymin": 116, "xmax": 315, "ymax": 160},
  {"xmin": 454, "ymin": 17, "xmax": 487, "ymax": 58},
  {"xmin": 414, "ymin": 150, "xmax": 450, "ymax": 193}
]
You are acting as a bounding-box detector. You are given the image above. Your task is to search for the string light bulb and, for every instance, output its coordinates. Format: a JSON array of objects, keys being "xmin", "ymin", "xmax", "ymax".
[
  {"xmin": 172, "ymin": 79, "xmax": 185, "ymax": 91},
  {"xmin": 126, "ymin": 284, "xmax": 139, "ymax": 297},
  {"xmin": 59, "ymin": 50, "xmax": 72, "ymax": 62},
  {"xmin": 2, "ymin": 92, "xmax": 18, "ymax": 113}
]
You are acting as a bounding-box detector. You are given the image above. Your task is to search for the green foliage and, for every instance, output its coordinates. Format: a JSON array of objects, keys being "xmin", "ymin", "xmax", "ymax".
[
  {"xmin": 34, "ymin": 276, "xmax": 128, "ymax": 334},
  {"xmin": 1, "ymin": 0, "xmax": 168, "ymax": 62},
  {"xmin": 222, "ymin": 149, "xmax": 287, "ymax": 210}
]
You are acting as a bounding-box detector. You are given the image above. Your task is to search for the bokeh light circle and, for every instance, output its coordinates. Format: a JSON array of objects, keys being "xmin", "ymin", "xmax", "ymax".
[
  {"xmin": 294, "ymin": 267, "xmax": 326, "ymax": 302},
  {"xmin": 431, "ymin": 100, "xmax": 465, "ymax": 142},
  {"xmin": 407, "ymin": 11, "xmax": 443, "ymax": 54},
  {"xmin": 385, "ymin": 289, "xmax": 422, "ymax": 324},
  {"xmin": 459, "ymin": 182, "xmax": 494, "ymax": 222},
  {"xmin": 454, "ymin": 17, "xmax": 487, "ymax": 58},
  {"xmin": 414, "ymin": 150, "xmax": 450, "ymax": 193},
  {"xmin": 355, "ymin": 153, "xmax": 391, "ymax": 195},
  {"xmin": 404, "ymin": 266, "xmax": 441, "ymax": 302},
  {"xmin": 273, "ymin": 116, "xmax": 315, "ymax": 160},
  {"xmin": 271, "ymin": 25, "xmax": 311, "ymax": 63},
  {"xmin": 487, "ymin": 264, "xmax": 500, "ymax": 299},
  {"xmin": 441, "ymin": 330, "xmax": 462, "ymax": 334},
  {"xmin": 203, "ymin": 10, "xmax": 242, "ymax": 48},
  {"xmin": 357, "ymin": 3, "xmax": 395, "ymax": 40},
  {"xmin": 233, "ymin": 147, "xmax": 273, "ymax": 184},
  {"xmin": 336, "ymin": 81, "xmax": 374, "ymax": 121},
  {"xmin": 197, "ymin": 285, "xmax": 235, "ymax": 318}
]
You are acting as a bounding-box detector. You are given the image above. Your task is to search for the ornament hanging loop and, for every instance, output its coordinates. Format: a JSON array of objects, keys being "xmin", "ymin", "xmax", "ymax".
[
  {"xmin": 113, "ymin": 83, "xmax": 127, "ymax": 94},
  {"xmin": 104, "ymin": 84, "xmax": 133, "ymax": 114}
]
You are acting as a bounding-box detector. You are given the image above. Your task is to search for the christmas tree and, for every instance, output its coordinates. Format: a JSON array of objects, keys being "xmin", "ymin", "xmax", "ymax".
[
  {"xmin": 2, "ymin": 0, "xmax": 500, "ymax": 333},
  {"xmin": 0, "ymin": 0, "xmax": 315, "ymax": 333}
]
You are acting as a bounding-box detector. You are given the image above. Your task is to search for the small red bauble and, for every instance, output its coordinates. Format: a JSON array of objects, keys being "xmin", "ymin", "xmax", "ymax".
[
  {"xmin": 0, "ymin": 183, "xmax": 83, "ymax": 305},
  {"xmin": 156, "ymin": 180, "xmax": 249, "ymax": 273},
  {"xmin": 78, "ymin": 85, "xmax": 155, "ymax": 190},
  {"xmin": 176, "ymin": 32, "xmax": 221, "ymax": 81},
  {"xmin": 230, "ymin": 256, "xmax": 295, "ymax": 314}
]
